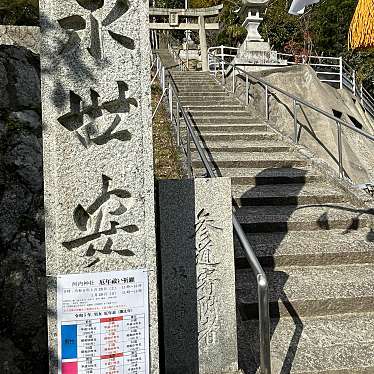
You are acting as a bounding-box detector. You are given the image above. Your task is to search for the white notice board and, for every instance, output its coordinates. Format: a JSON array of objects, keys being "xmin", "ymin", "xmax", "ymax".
[{"xmin": 57, "ymin": 269, "xmax": 149, "ymax": 374}]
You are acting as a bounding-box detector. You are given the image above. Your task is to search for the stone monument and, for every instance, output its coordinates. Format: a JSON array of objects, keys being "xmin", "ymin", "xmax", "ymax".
[
  {"xmin": 234, "ymin": 0, "xmax": 285, "ymax": 68},
  {"xmin": 158, "ymin": 178, "xmax": 241, "ymax": 374},
  {"xmin": 180, "ymin": 34, "xmax": 200, "ymax": 69},
  {"xmin": 39, "ymin": 0, "xmax": 159, "ymax": 372}
]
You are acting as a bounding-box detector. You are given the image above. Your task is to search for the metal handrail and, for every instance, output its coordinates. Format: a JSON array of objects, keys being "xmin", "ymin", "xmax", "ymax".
[
  {"xmin": 151, "ymin": 52, "xmax": 272, "ymax": 374},
  {"xmin": 210, "ymin": 46, "xmax": 374, "ymax": 118},
  {"xmin": 277, "ymin": 52, "xmax": 341, "ymax": 61},
  {"xmin": 274, "ymin": 53, "xmax": 374, "ymax": 118},
  {"xmin": 209, "ymin": 53, "xmax": 374, "ymax": 181}
]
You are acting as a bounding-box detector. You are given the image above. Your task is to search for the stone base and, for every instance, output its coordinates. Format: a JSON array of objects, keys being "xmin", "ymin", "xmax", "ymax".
[
  {"xmin": 241, "ymin": 40, "xmax": 271, "ymax": 53},
  {"xmin": 232, "ymin": 60, "xmax": 288, "ymax": 73},
  {"xmin": 234, "ymin": 40, "xmax": 286, "ymax": 68},
  {"xmin": 183, "ymin": 40, "xmax": 197, "ymax": 49},
  {"xmin": 180, "ymin": 49, "xmax": 200, "ymax": 61}
]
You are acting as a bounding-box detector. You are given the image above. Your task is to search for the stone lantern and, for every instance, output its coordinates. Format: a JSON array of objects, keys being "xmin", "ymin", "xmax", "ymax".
[
  {"xmin": 235, "ymin": 0, "xmax": 283, "ymax": 67},
  {"xmin": 241, "ymin": 0, "xmax": 270, "ymax": 43}
]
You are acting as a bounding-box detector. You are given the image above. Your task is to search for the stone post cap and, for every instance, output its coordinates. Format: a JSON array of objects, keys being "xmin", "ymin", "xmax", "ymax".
[
  {"xmin": 240, "ymin": 0, "xmax": 271, "ymax": 13},
  {"xmin": 242, "ymin": 0, "xmax": 271, "ymax": 6}
]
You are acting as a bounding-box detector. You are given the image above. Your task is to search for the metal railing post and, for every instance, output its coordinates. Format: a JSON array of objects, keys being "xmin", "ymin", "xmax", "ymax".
[
  {"xmin": 293, "ymin": 99, "xmax": 299, "ymax": 143},
  {"xmin": 219, "ymin": 46, "xmax": 225, "ymax": 85},
  {"xmin": 187, "ymin": 130, "xmax": 192, "ymax": 178},
  {"xmin": 339, "ymin": 57, "xmax": 343, "ymax": 90},
  {"xmin": 221, "ymin": 61, "xmax": 225, "ymax": 86},
  {"xmin": 232, "ymin": 65, "xmax": 235, "ymax": 93},
  {"xmin": 162, "ymin": 66, "xmax": 166, "ymax": 92},
  {"xmin": 246, "ymin": 75, "xmax": 249, "ymax": 105},
  {"xmin": 161, "ymin": 66, "xmax": 163, "ymax": 90},
  {"xmin": 233, "ymin": 216, "xmax": 271, "ymax": 374},
  {"xmin": 176, "ymin": 101, "xmax": 181, "ymax": 146},
  {"xmin": 265, "ymin": 85, "xmax": 269, "ymax": 121},
  {"xmin": 258, "ymin": 274, "xmax": 271, "ymax": 374},
  {"xmin": 168, "ymin": 81, "xmax": 173, "ymax": 123},
  {"xmin": 337, "ymin": 122, "xmax": 343, "ymax": 178}
]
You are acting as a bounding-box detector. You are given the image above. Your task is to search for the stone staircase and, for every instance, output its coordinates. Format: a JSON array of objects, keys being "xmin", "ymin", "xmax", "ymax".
[{"xmin": 167, "ymin": 68, "xmax": 374, "ymax": 374}]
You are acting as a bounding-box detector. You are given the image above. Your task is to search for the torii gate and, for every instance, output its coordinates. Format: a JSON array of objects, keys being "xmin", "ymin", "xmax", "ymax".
[{"xmin": 149, "ymin": 5, "xmax": 223, "ymax": 71}]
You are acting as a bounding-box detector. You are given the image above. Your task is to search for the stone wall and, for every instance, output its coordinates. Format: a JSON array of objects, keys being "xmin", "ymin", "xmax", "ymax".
[
  {"xmin": 0, "ymin": 25, "xmax": 40, "ymax": 54},
  {"xmin": 0, "ymin": 45, "xmax": 47, "ymax": 373}
]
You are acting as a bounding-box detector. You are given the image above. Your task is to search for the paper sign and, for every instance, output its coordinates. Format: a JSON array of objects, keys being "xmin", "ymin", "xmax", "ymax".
[{"xmin": 57, "ymin": 270, "xmax": 149, "ymax": 374}]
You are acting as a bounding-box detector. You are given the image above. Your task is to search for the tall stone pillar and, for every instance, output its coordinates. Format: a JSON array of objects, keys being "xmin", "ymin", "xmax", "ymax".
[
  {"xmin": 199, "ymin": 15, "xmax": 208, "ymax": 72},
  {"xmin": 159, "ymin": 178, "xmax": 241, "ymax": 374},
  {"xmin": 39, "ymin": 0, "xmax": 159, "ymax": 373}
]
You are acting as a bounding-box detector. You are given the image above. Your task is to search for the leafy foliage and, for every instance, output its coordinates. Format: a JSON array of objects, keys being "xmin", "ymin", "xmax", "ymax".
[
  {"xmin": 310, "ymin": 0, "xmax": 357, "ymax": 55},
  {"xmin": 260, "ymin": 0, "xmax": 373, "ymax": 92},
  {"xmin": 0, "ymin": 0, "xmax": 39, "ymax": 25},
  {"xmin": 154, "ymin": 0, "xmax": 185, "ymax": 8},
  {"xmin": 260, "ymin": 0, "xmax": 303, "ymax": 51},
  {"xmin": 215, "ymin": 0, "xmax": 246, "ymax": 46}
]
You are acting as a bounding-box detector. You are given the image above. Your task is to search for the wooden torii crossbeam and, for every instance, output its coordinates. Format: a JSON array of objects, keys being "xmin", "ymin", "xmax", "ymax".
[{"xmin": 149, "ymin": 5, "xmax": 223, "ymax": 71}]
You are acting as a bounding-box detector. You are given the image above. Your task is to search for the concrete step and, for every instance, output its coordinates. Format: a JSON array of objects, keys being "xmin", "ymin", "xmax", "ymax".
[
  {"xmin": 179, "ymin": 91, "xmax": 228, "ymax": 97},
  {"xmin": 179, "ymin": 96, "xmax": 238, "ymax": 104},
  {"xmin": 172, "ymin": 74, "xmax": 212, "ymax": 78},
  {"xmin": 192, "ymin": 124, "xmax": 268, "ymax": 133},
  {"xmin": 171, "ymin": 75, "xmax": 214, "ymax": 79},
  {"xmin": 172, "ymin": 73, "xmax": 217, "ymax": 79},
  {"xmin": 236, "ymin": 263, "xmax": 374, "ymax": 319},
  {"xmin": 192, "ymin": 152, "xmax": 308, "ymax": 169},
  {"xmin": 173, "ymin": 80, "xmax": 215, "ymax": 84},
  {"xmin": 232, "ymin": 183, "xmax": 346, "ymax": 207},
  {"xmin": 189, "ymin": 110, "xmax": 251, "ymax": 118},
  {"xmin": 235, "ymin": 203, "xmax": 374, "ymax": 232},
  {"xmin": 193, "ymin": 167, "xmax": 320, "ymax": 185},
  {"xmin": 178, "ymin": 94, "xmax": 233, "ymax": 100},
  {"xmin": 238, "ymin": 312, "xmax": 374, "ymax": 374},
  {"xmin": 190, "ymin": 140, "xmax": 291, "ymax": 154},
  {"xmin": 190, "ymin": 116, "xmax": 260, "ymax": 124},
  {"xmin": 171, "ymin": 75, "xmax": 211, "ymax": 79},
  {"xmin": 182, "ymin": 105, "xmax": 244, "ymax": 111},
  {"xmin": 176, "ymin": 86, "xmax": 223, "ymax": 92},
  {"xmin": 231, "ymin": 182, "xmax": 347, "ymax": 207},
  {"xmin": 174, "ymin": 82, "xmax": 220, "ymax": 87},
  {"xmin": 181, "ymin": 100, "xmax": 240, "ymax": 107},
  {"xmin": 171, "ymin": 72, "xmax": 210, "ymax": 77},
  {"xmin": 234, "ymin": 229, "xmax": 374, "ymax": 268},
  {"xmin": 177, "ymin": 87, "xmax": 226, "ymax": 93},
  {"xmin": 196, "ymin": 132, "xmax": 279, "ymax": 142},
  {"xmin": 174, "ymin": 83, "xmax": 219, "ymax": 88},
  {"xmin": 180, "ymin": 118, "xmax": 263, "ymax": 126}
]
